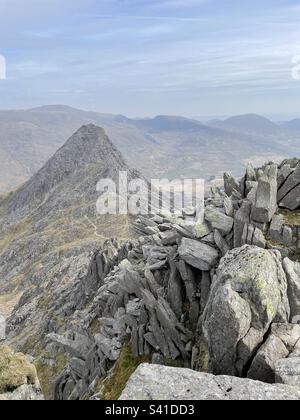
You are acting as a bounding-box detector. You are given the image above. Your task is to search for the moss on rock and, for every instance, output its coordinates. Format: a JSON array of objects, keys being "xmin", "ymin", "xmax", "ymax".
[
  {"xmin": 279, "ymin": 209, "xmax": 300, "ymax": 227},
  {"xmin": 0, "ymin": 346, "xmax": 39, "ymax": 393}
]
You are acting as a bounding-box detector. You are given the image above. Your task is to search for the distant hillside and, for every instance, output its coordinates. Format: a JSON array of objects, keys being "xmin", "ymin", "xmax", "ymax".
[
  {"xmin": 281, "ymin": 118, "xmax": 300, "ymax": 134},
  {"xmin": 0, "ymin": 106, "xmax": 300, "ymax": 194},
  {"xmin": 210, "ymin": 113, "xmax": 284, "ymax": 137}
]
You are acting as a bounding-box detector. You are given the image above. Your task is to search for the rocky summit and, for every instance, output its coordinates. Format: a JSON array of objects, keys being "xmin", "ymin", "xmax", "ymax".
[{"xmin": 0, "ymin": 124, "xmax": 300, "ymax": 400}]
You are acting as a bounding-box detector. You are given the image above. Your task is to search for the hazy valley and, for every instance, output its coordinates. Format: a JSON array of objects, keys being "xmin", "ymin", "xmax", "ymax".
[{"xmin": 1, "ymin": 106, "xmax": 300, "ymax": 195}]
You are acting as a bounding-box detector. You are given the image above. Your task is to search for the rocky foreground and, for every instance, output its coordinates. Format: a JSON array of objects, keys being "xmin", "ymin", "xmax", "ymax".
[
  {"xmin": 1, "ymin": 129, "xmax": 300, "ymax": 399},
  {"xmin": 120, "ymin": 364, "xmax": 300, "ymax": 400}
]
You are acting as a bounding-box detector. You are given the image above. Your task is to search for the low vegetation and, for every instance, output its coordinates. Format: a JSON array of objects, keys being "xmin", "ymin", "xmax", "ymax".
[
  {"xmin": 0, "ymin": 346, "xmax": 38, "ymax": 393},
  {"xmin": 99, "ymin": 346, "xmax": 150, "ymax": 400}
]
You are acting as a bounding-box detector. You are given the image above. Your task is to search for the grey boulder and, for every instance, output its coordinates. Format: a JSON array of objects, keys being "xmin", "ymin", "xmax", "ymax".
[
  {"xmin": 178, "ymin": 238, "xmax": 219, "ymax": 271},
  {"xmin": 276, "ymin": 358, "xmax": 300, "ymax": 387},
  {"xmin": 119, "ymin": 363, "xmax": 300, "ymax": 400},
  {"xmin": 252, "ymin": 164, "xmax": 278, "ymax": 223},
  {"xmin": 203, "ymin": 245, "xmax": 290, "ymax": 376}
]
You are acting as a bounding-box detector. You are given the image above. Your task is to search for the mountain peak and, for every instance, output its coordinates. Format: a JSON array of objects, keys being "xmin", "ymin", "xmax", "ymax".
[{"xmin": 8, "ymin": 124, "xmax": 130, "ymax": 216}]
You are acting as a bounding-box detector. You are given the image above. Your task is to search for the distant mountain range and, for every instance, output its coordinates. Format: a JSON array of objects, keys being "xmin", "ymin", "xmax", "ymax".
[{"xmin": 0, "ymin": 106, "xmax": 299, "ymax": 194}]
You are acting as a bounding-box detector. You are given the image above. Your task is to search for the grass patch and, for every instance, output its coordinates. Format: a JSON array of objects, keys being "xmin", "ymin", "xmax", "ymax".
[
  {"xmin": 279, "ymin": 209, "xmax": 300, "ymax": 227},
  {"xmin": 0, "ymin": 291, "xmax": 22, "ymax": 318},
  {"xmin": 0, "ymin": 346, "xmax": 38, "ymax": 393},
  {"xmin": 100, "ymin": 346, "xmax": 150, "ymax": 400},
  {"xmin": 90, "ymin": 318, "xmax": 102, "ymax": 336},
  {"xmin": 35, "ymin": 353, "xmax": 67, "ymax": 399}
]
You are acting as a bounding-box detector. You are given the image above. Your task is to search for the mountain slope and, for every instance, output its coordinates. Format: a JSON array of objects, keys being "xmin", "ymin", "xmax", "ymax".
[
  {"xmin": 0, "ymin": 125, "xmax": 140, "ymax": 298},
  {"xmin": 281, "ymin": 118, "xmax": 300, "ymax": 135},
  {"xmin": 129, "ymin": 115, "xmax": 207, "ymax": 133},
  {"xmin": 0, "ymin": 107, "xmax": 156, "ymax": 193},
  {"xmin": 9, "ymin": 124, "xmax": 133, "ymax": 218}
]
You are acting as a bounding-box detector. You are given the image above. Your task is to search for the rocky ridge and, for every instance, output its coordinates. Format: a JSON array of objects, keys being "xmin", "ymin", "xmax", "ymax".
[
  {"xmin": 2, "ymin": 155, "xmax": 300, "ymax": 399},
  {"xmin": 0, "ymin": 124, "xmax": 141, "ymax": 300}
]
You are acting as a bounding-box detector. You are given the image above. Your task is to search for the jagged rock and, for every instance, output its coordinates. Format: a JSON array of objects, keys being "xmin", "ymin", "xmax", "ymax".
[
  {"xmin": 167, "ymin": 259, "xmax": 184, "ymax": 319},
  {"xmin": 203, "ymin": 281, "xmax": 251, "ymax": 376},
  {"xmin": 280, "ymin": 185, "xmax": 300, "ymax": 211},
  {"xmin": 203, "ymin": 245, "xmax": 290, "ymax": 377},
  {"xmin": 224, "ymin": 195, "xmax": 234, "ymax": 217},
  {"xmin": 193, "ymin": 220, "xmax": 212, "ymax": 239},
  {"xmin": 269, "ymin": 215, "xmax": 284, "ymax": 242},
  {"xmin": 278, "ymin": 163, "xmax": 294, "ymax": 189},
  {"xmin": 246, "ymin": 181, "xmax": 258, "ymax": 204},
  {"xmin": 200, "ymin": 272, "xmax": 211, "ymax": 314},
  {"xmin": 120, "ymin": 364, "xmax": 300, "ymax": 400},
  {"xmin": 271, "ymin": 323, "xmax": 300, "ymax": 351},
  {"xmin": 159, "ymin": 231, "xmax": 179, "ymax": 246},
  {"xmin": 283, "ymin": 258, "xmax": 300, "ymax": 321},
  {"xmin": 275, "ymin": 358, "xmax": 300, "ymax": 386},
  {"xmin": 178, "ymin": 238, "xmax": 219, "ymax": 271},
  {"xmin": 177, "ymin": 260, "xmax": 199, "ymax": 322},
  {"xmin": 241, "ymin": 224, "xmax": 266, "ymax": 249},
  {"xmin": 282, "ymin": 226, "xmax": 293, "ymax": 246},
  {"xmin": 47, "ymin": 333, "xmax": 93, "ymax": 360},
  {"xmin": 69, "ymin": 358, "xmax": 86, "ymax": 379},
  {"xmin": 252, "ymin": 164, "xmax": 278, "ymax": 223},
  {"xmin": 278, "ymin": 163, "xmax": 300, "ymax": 210},
  {"xmin": 214, "ymin": 229, "xmax": 230, "ymax": 256},
  {"xmin": 205, "ymin": 206, "xmax": 233, "ymax": 235},
  {"xmin": 234, "ymin": 200, "xmax": 251, "ymax": 248},
  {"xmin": 94, "ymin": 334, "xmax": 122, "ymax": 361},
  {"xmin": 247, "ymin": 334, "xmax": 289, "ymax": 383},
  {"xmin": 224, "ymin": 172, "xmax": 240, "ymax": 197},
  {"xmin": 252, "ymin": 226, "xmax": 266, "ymax": 248},
  {"xmin": 246, "ymin": 163, "xmax": 257, "ymax": 182}
]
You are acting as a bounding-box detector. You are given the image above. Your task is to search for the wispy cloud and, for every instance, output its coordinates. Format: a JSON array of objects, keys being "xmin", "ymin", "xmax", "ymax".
[
  {"xmin": 150, "ymin": 0, "xmax": 211, "ymax": 8},
  {"xmin": 1, "ymin": 0, "xmax": 300, "ymax": 116}
]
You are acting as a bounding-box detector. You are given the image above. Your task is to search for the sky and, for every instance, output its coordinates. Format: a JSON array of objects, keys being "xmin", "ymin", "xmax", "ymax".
[{"xmin": 0, "ymin": 0, "xmax": 300, "ymax": 117}]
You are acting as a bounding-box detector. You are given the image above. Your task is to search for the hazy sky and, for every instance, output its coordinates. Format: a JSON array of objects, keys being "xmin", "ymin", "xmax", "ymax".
[{"xmin": 0, "ymin": 0, "xmax": 300, "ymax": 117}]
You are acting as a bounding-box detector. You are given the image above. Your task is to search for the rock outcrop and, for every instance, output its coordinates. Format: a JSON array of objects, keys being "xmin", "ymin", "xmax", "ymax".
[
  {"xmin": 275, "ymin": 358, "xmax": 300, "ymax": 386},
  {"xmin": 120, "ymin": 364, "xmax": 300, "ymax": 400},
  {"xmin": 203, "ymin": 245, "xmax": 290, "ymax": 377}
]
